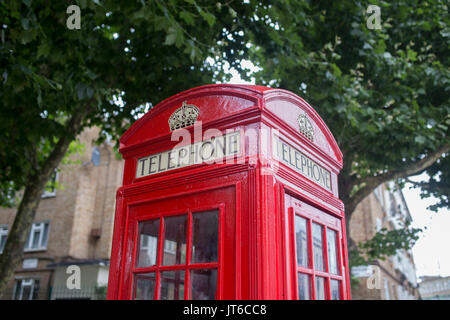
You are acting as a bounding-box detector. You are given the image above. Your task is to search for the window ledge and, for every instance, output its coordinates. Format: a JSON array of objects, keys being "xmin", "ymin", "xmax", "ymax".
[
  {"xmin": 41, "ymin": 192, "xmax": 56, "ymax": 199},
  {"xmin": 24, "ymin": 248, "xmax": 47, "ymax": 253}
]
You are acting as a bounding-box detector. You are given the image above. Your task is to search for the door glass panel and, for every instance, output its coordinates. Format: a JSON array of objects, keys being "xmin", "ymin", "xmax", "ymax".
[
  {"xmin": 160, "ymin": 270, "xmax": 185, "ymax": 300},
  {"xmin": 315, "ymin": 276, "xmax": 326, "ymax": 300},
  {"xmin": 294, "ymin": 216, "xmax": 309, "ymax": 267},
  {"xmin": 190, "ymin": 269, "xmax": 217, "ymax": 300},
  {"xmin": 163, "ymin": 215, "xmax": 187, "ymax": 266},
  {"xmin": 192, "ymin": 210, "xmax": 219, "ymax": 263},
  {"xmin": 327, "ymin": 229, "xmax": 339, "ymax": 274},
  {"xmin": 330, "ymin": 279, "xmax": 341, "ymax": 300},
  {"xmin": 134, "ymin": 273, "xmax": 156, "ymax": 300},
  {"xmin": 297, "ymin": 273, "xmax": 311, "ymax": 300},
  {"xmin": 136, "ymin": 219, "xmax": 159, "ymax": 268},
  {"xmin": 312, "ymin": 223, "xmax": 324, "ymax": 271}
]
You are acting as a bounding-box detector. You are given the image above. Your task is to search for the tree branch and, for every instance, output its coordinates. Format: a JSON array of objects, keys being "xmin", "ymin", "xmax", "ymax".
[{"xmin": 345, "ymin": 143, "xmax": 450, "ymax": 217}]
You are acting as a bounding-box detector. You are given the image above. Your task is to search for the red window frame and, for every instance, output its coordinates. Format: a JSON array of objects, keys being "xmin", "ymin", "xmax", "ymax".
[
  {"xmin": 130, "ymin": 203, "xmax": 225, "ymax": 300},
  {"xmin": 288, "ymin": 205, "xmax": 344, "ymax": 300}
]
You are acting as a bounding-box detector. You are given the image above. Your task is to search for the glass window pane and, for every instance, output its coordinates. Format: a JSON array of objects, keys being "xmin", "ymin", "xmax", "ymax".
[
  {"xmin": 315, "ymin": 277, "xmax": 326, "ymax": 300},
  {"xmin": 42, "ymin": 223, "xmax": 49, "ymax": 248},
  {"xmin": 163, "ymin": 215, "xmax": 187, "ymax": 266},
  {"xmin": 13, "ymin": 280, "xmax": 22, "ymax": 300},
  {"xmin": 134, "ymin": 273, "xmax": 156, "ymax": 300},
  {"xmin": 327, "ymin": 229, "xmax": 339, "ymax": 274},
  {"xmin": 297, "ymin": 273, "xmax": 311, "ymax": 300},
  {"xmin": 25, "ymin": 229, "xmax": 31, "ymax": 249},
  {"xmin": 294, "ymin": 216, "xmax": 309, "ymax": 267},
  {"xmin": 192, "ymin": 210, "xmax": 219, "ymax": 263},
  {"xmin": 330, "ymin": 279, "xmax": 341, "ymax": 300},
  {"xmin": 136, "ymin": 219, "xmax": 159, "ymax": 268},
  {"xmin": 190, "ymin": 269, "xmax": 217, "ymax": 300},
  {"xmin": 312, "ymin": 223, "xmax": 324, "ymax": 271},
  {"xmin": 22, "ymin": 283, "xmax": 32, "ymax": 300},
  {"xmin": 0, "ymin": 233, "xmax": 7, "ymax": 252},
  {"xmin": 32, "ymin": 230, "xmax": 41, "ymax": 249},
  {"xmin": 160, "ymin": 270, "xmax": 185, "ymax": 300},
  {"xmin": 32, "ymin": 279, "xmax": 39, "ymax": 300}
]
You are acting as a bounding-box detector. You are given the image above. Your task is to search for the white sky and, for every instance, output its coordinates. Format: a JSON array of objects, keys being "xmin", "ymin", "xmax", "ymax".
[
  {"xmin": 403, "ymin": 173, "xmax": 450, "ymax": 279},
  {"xmin": 226, "ymin": 68, "xmax": 450, "ymax": 280}
]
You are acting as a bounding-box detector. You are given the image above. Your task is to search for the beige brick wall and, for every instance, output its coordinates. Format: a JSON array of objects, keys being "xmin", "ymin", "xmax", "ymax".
[{"xmin": 349, "ymin": 185, "xmax": 420, "ymax": 300}]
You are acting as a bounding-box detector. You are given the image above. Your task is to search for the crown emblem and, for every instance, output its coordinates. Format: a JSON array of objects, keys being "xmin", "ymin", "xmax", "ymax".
[
  {"xmin": 168, "ymin": 101, "xmax": 199, "ymax": 131},
  {"xmin": 298, "ymin": 113, "xmax": 314, "ymax": 142}
]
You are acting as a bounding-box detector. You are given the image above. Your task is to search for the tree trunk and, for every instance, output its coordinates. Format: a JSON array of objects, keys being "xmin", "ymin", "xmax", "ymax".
[
  {"xmin": 0, "ymin": 172, "xmax": 50, "ymax": 297},
  {"xmin": 0, "ymin": 105, "xmax": 91, "ymax": 298}
]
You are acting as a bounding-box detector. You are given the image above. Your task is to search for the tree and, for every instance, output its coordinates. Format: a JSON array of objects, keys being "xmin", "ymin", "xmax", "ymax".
[
  {"xmin": 246, "ymin": 0, "xmax": 449, "ymax": 257},
  {"xmin": 0, "ymin": 0, "xmax": 264, "ymax": 296}
]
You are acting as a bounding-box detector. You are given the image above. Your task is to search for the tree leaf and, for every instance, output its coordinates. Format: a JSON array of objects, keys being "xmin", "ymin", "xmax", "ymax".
[
  {"xmin": 199, "ymin": 10, "xmax": 215, "ymax": 27},
  {"xmin": 180, "ymin": 11, "xmax": 195, "ymax": 25},
  {"xmin": 164, "ymin": 27, "xmax": 177, "ymax": 46}
]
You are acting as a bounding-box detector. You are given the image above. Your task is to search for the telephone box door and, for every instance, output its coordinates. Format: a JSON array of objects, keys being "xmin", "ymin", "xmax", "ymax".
[
  {"xmin": 285, "ymin": 192, "xmax": 348, "ymax": 300},
  {"xmin": 119, "ymin": 185, "xmax": 237, "ymax": 300}
]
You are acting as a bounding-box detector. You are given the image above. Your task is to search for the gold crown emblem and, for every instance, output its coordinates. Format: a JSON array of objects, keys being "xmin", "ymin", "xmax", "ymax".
[
  {"xmin": 168, "ymin": 101, "xmax": 199, "ymax": 131},
  {"xmin": 298, "ymin": 113, "xmax": 314, "ymax": 142}
]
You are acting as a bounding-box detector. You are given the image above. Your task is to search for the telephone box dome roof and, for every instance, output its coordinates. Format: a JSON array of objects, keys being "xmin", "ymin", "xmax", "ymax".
[{"xmin": 120, "ymin": 84, "xmax": 342, "ymax": 167}]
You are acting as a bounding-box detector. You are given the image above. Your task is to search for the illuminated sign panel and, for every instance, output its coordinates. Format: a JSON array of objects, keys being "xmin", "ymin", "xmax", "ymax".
[
  {"xmin": 273, "ymin": 135, "xmax": 332, "ymax": 191},
  {"xmin": 136, "ymin": 131, "xmax": 240, "ymax": 178}
]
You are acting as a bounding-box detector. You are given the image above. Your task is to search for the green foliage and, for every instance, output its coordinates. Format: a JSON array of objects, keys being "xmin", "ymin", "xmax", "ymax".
[
  {"xmin": 405, "ymin": 154, "xmax": 450, "ymax": 212},
  {"xmin": 61, "ymin": 141, "xmax": 86, "ymax": 166},
  {"xmin": 350, "ymin": 274, "xmax": 362, "ymax": 289},
  {"xmin": 360, "ymin": 227, "xmax": 421, "ymax": 260},
  {"xmin": 0, "ymin": 0, "xmax": 260, "ymax": 207},
  {"xmin": 349, "ymin": 225, "xmax": 421, "ymax": 268},
  {"xmin": 94, "ymin": 285, "xmax": 108, "ymax": 300},
  {"xmin": 248, "ymin": 0, "xmax": 449, "ymax": 200}
]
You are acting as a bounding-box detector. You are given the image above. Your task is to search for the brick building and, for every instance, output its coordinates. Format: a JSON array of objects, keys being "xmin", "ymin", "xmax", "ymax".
[
  {"xmin": 419, "ymin": 275, "xmax": 450, "ymax": 300},
  {"xmin": 349, "ymin": 182, "xmax": 420, "ymax": 300},
  {"xmin": 0, "ymin": 127, "xmax": 123, "ymax": 300}
]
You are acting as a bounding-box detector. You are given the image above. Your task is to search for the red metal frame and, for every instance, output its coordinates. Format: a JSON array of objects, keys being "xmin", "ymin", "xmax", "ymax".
[
  {"xmin": 107, "ymin": 84, "xmax": 350, "ymax": 300},
  {"xmin": 288, "ymin": 206, "xmax": 345, "ymax": 300},
  {"xmin": 116, "ymin": 182, "xmax": 240, "ymax": 300},
  {"xmin": 130, "ymin": 203, "xmax": 225, "ymax": 300}
]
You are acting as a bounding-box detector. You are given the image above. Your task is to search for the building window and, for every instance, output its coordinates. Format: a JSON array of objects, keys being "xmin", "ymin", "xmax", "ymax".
[
  {"xmin": 384, "ymin": 279, "xmax": 390, "ymax": 300},
  {"xmin": 376, "ymin": 218, "xmax": 382, "ymax": 232},
  {"xmin": 0, "ymin": 226, "xmax": 8, "ymax": 253},
  {"xmin": 164, "ymin": 240, "xmax": 177, "ymax": 255},
  {"xmin": 24, "ymin": 222, "xmax": 50, "ymax": 252},
  {"xmin": 374, "ymin": 186, "xmax": 385, "ymax": 209},
  {"xmin": 42, "ymin": 170, "xmax": 58, "ymax": 198},
  {"xmin": 13, "ymin": 278, "xmax": 39, "ymax": 300}
]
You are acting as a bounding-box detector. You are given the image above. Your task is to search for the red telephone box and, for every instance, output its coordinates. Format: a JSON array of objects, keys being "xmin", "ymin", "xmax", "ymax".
[{"xmin": 107, "ymin": 84, "xmax": 350, "ymax": 300}]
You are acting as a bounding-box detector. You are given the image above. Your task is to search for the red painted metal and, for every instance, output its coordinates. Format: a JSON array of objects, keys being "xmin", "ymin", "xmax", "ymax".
[{"xmin": 107, "ymin": 84, "xmax": 350, "ymax": 300}]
